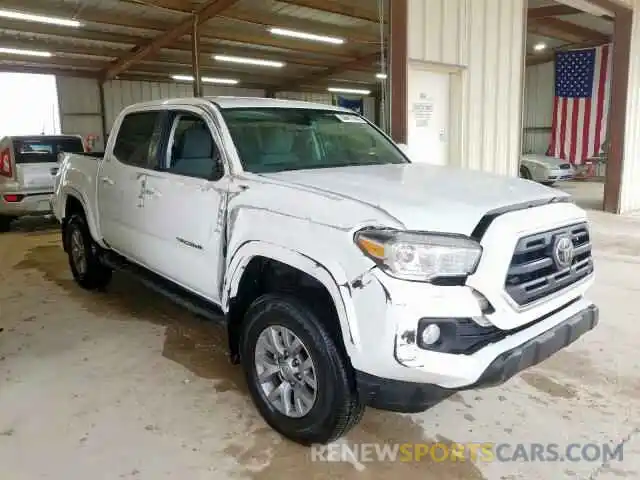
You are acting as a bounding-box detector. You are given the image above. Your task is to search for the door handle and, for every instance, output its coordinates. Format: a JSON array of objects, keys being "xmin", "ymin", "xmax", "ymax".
[
  {"xmin": 141, "ymin": 187, "xmax": 159, "ymax": 197},
  {"xmin": 100, "ymin": 176, "xmax": 115, "ymax": 185}
]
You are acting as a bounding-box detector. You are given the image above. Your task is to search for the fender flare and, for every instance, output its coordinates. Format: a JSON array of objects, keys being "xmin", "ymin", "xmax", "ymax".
[
  {"xmin": 223, "ymin": 240, "xmax": 362, "ymax": 352},
  {"xmin": 59, "ymin": 186, "xmax": 104, "ymax": 247}
]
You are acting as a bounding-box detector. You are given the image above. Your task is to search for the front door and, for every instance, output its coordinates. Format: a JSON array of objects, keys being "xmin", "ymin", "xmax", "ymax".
[{"xmin": 136, "ymin": 108, "xmax": 228, "ymax": 302}]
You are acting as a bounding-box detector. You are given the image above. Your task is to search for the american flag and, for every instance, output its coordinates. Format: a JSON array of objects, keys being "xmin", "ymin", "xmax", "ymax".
[{"xmin": 547, "ymin": 44, "xmax": 612, "ymax": 164}]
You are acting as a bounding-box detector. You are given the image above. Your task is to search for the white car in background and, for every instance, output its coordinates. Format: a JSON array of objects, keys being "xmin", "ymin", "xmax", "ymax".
[
  {"xmin": 0, "ymin": 135, "xmax": 85, "ymax": 232},
  {"xmin": 520, "ymin": 153, "xmax": 576, "ymax": 186}
]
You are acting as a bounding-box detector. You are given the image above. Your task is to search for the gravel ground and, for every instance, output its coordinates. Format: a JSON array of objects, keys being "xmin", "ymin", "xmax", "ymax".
[{"xmin": 1, "ymin": 192, "xmax": 639, "ymax": 479}]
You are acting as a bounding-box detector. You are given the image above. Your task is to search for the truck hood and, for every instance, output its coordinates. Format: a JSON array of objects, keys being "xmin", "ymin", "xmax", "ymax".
[{"xmin": 258, "ymin": 163, "xmax": 568, "ymax": 235}]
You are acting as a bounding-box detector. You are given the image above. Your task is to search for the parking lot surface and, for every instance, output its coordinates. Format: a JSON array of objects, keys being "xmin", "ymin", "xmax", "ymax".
[{"xmin": 1, "ymin": 197, "xmax": 640, "ymax": 479}]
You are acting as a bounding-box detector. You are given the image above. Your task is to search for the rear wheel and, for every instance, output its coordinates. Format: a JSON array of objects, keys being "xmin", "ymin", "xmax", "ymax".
[
  {"xmin": 0, "ymin": 215, "xmax": 14, "ymax": 233},
  {"xmin": 65, "ymin": 213, "xmax": 112, "ymax": 290},
  {"xmin": 240, "ymin": 294, "xmax": 364, "ymax": 445}
]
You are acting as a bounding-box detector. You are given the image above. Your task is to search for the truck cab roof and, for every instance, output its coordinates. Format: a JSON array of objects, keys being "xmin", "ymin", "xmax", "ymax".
[{"xmin": 122, "ymin": 96, "xmax": 356, "ymax": 114}]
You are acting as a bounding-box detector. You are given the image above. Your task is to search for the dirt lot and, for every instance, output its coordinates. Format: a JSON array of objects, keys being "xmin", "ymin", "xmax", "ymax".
[{"xmin": 1, "ymin": 194, "xmax": 640, "ymax": 479}]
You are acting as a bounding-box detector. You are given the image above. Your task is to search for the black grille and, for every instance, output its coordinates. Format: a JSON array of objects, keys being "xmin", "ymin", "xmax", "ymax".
[
  {"xmin": 559, "ymin": 164, "xmax": 571, "ymax": 170},
  {"xmin": 505, "ymin": 222, "xmax": 593, "ymax": 306}
]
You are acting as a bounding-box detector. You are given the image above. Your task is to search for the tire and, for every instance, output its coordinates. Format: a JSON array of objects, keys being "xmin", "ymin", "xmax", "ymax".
[
  {"xmin": 239, "ymin": 294, "xmax": 364, "ymax": 445},
  {"xmin": 64, "ymin": 213, "xmax": 112, "ymax": 290},
  {"xmin": 520, "ymin": 166, "xmax": 532, "ymax": 180},
  {"xmin": 0, "ymin": 215, "xmax": 13, "ymax": 233}
]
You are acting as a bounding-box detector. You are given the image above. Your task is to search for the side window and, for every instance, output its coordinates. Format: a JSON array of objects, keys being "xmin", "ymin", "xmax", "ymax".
[
  {"xmin": 113, "ymin": 111, "xmax": 160, "ymax": 168},
  {"xmin": 165, "ymin": 113, "xmax": 223, "ymax": 180}
]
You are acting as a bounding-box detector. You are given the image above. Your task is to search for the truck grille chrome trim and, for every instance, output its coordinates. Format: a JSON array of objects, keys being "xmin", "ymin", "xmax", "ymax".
[{"xmin": 505, "ymin": 222, "xmax": 593, "ymax": 306}]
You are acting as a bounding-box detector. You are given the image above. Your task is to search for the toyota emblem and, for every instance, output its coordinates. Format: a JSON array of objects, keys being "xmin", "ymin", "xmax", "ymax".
[{"xmin": 554, "ymin": 235, "xmax": 574, "ymax": 269}]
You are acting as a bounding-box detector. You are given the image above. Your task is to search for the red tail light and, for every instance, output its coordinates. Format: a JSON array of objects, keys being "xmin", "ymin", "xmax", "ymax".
[
  {"xmin": 0, "ymin": 148, "xmax": 12, "ymax": 178},
  {"xmin": 3, "ymin": 194, "xmax": 23, "ymax": 203}
]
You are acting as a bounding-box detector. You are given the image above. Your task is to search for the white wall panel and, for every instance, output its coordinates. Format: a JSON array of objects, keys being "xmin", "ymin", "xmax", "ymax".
[
  {"xmin": 407, "ymin": 0, "xmax": 526, "ymax": 176},
  {"xmin": 56, "ymin": 77, "xmax": 105, "ymax": 150},
  {"xmin": 523, "ymin": 63, "xmax": 554, "ymax": 129},
  {"xmin": 102, "ymin": 80, "xmax": 264, "ymax": 130},
  {"xmin": 620, "ymin": 0, "xmax": 640, "ymax": 212},
  {"xmin": 408, "ymin": 0, "xmax": 467, "ymax": 66},
  {"xmin": 362, "ymin": 96, "xmax": 376, "ymax": 123},
  {"xmin": 522, "ymin": 62, "xmax": 555, "ymax": 154}
]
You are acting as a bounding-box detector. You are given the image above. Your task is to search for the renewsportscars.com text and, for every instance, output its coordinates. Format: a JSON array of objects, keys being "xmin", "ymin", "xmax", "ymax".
[{"xmin": 311, "ymin": 442, "xmax": 625, "ymax": 464}]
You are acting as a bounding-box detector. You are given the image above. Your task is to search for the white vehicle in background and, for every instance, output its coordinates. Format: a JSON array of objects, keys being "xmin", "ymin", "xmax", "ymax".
[
  {"xmin": 52, "ymin": 97, "xmax": 598, "ymax": 445},
  {"xmin": 520, "ymin": 153, "xmax": 576, "ymax": 186},
  {"xmin": 0, "ymin": 134, "xmax": 85, "ymax": 232}
]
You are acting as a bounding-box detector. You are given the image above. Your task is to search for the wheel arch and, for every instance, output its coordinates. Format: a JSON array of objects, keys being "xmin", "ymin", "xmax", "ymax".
[
  {"xmin": 59, "ymin": 187, "xmax": 103, "ymax": 248},
  {"xmin": 223, "ymin": 241, "xmax": 360, "ymax": 364}
]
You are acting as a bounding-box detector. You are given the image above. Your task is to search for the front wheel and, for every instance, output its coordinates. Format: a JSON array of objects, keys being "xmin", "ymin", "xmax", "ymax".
[
  {"xmin": 240, "ymin": 294, "xmax": 364, "ymax": 445},
  {"xmin": 65, "ymin": 213, "xmax": 112, "ymax": 290}
]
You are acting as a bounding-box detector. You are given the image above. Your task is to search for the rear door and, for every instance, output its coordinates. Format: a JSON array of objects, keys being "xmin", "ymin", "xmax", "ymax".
[
  {"xmin": 97, "ymin": 110, "xmax": 163, "ymax": 262},
  {"xmin": 13, "ymin": 136, "xmax": 84, "ymax": 193}
]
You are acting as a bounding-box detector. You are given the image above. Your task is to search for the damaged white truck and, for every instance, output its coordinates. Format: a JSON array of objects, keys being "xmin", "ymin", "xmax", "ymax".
[{"xmin": 52, "ymin": 97, "xmax": 598, "ymax": 445}]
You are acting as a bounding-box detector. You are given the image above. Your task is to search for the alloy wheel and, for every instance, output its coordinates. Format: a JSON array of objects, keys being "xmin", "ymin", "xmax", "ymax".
[{"xmin": 254, "ymin": 325, "xmax": 317, "ymax": 418}]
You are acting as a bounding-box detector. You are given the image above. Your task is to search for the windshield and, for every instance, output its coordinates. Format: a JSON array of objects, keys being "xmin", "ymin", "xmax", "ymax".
[{"xmin": 220, "ymin": 108, "xmax": 408, "ymax": 173}]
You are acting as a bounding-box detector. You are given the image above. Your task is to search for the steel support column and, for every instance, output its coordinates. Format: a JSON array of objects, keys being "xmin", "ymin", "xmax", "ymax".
[
  {"xmin": 587, "ymin": 0, "xmax": 633, "ymax": 213},
  {"xmin": 389, "ymin": 0, "xmax": 407, "ymax": 144},
  {"xmin": 192, "ymin": 14, "xmax": 202, "ymax": 97}
]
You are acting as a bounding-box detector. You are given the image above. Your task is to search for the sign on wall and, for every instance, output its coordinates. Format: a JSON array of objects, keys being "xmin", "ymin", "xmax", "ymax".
[{"xmin": 337, "ymin": 96, "xmax": 364, "ymax": 115}]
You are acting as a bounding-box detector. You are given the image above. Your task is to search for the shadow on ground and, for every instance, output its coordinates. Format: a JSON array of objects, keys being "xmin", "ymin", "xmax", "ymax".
[{"xmin": 6, "ymin": 215, "xmax": 59, "ymax": 234}]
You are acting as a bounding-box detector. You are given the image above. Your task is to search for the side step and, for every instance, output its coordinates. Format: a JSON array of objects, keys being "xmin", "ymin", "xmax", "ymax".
[{"xmin": 100, "ymin": 251, "xmax": 225, "ymax": 323}]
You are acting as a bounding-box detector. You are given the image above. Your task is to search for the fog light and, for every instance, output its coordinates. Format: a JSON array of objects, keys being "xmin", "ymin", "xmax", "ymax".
[{"xmin": 421, "ymin": 324, "xmax": 441, "ymax": 346}]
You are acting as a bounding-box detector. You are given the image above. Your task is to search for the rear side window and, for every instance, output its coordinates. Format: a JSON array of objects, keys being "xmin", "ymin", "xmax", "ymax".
[
  {"xmin": 113, "ymin": 111, "xmax": 160, "ymax": 168},
  {"xmin": 12, "ymin": 137, "xmax": 84, "ymax": 164}
]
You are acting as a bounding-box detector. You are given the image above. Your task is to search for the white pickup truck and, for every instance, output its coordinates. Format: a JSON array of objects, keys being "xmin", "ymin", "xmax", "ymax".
[{"xmin": 52, "ymin": 97, "xmax": 598, "ymax": 445}]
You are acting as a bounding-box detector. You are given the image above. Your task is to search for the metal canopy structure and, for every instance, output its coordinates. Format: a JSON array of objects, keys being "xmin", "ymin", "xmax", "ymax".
[
  {"xmin": 0, "ymin": 0, "xmax": 616, "ymax": 93},
  {"xmin": 527, "ymin": 0, "xmax": 615, "ymax": 65},
  {"xmin": 0, "ymin": 0, "xmax": 389, "ymax": 93}
]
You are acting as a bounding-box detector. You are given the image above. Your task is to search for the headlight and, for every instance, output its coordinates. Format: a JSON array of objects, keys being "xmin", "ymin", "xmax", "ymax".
[{"xmin": 354, "ymin": 228, "xmax": 482, "ymax": 282}]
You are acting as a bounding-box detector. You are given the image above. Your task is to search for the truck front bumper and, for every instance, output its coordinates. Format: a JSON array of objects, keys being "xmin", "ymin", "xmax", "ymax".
[{"xmin": 355, "ymin": 303, "xmax": 598, "ymax": 413}]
